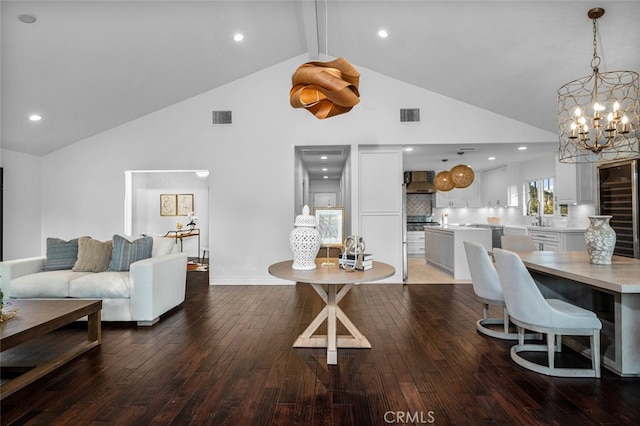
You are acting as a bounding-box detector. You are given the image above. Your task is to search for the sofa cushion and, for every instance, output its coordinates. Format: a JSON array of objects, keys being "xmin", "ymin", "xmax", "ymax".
[
  {"xmin": 108, "ymin": 235, "xmax": 153, "ymax": 272},
  {"xmin": 10, "ymin": 270, "xmax": 90, "ymax": 297},
  {"xmin": 44, "ymin": 237, "xmax": 80, "ymax": 271},
  {"xmin": 73, "ymin": 237, "xmax": 113, "ymax": 272},
  {"xmin": 69, "ymin": 272, "xmax": 130, "ymax": 298}
]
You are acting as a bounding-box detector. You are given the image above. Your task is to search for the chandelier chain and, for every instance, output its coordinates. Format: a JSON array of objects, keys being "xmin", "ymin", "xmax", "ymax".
[{"xmin": 591, "ymin": 17, "xmax": 600, "ymax": 71}]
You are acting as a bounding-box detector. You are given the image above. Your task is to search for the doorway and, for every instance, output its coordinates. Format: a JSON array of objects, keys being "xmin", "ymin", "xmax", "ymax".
[
  {"xmin": 124, "ymin": 170, "xmax": 210, "ymax": 261},
  {"xmin": 294, "ymin": 145, "xmax": 351, "ymax": 237}
]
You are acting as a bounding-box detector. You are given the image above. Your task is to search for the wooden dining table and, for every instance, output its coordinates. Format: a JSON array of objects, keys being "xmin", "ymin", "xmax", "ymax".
[
  {"xmin": 517, "ymin": 251, "xmax": 640, "ymax": 376},
  {"xmin": 268, "ymin": 259, "xmax": 395, "ymax": 365}
]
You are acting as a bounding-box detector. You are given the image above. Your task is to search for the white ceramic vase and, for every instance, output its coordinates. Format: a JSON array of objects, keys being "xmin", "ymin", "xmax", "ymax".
[
  {"xmin": 584, "ymin": 215, "xmax": 616, "ymax": 265},
  {"xmin": 290, "ymin": 205, "xmax": 321, "ymax": 270}
]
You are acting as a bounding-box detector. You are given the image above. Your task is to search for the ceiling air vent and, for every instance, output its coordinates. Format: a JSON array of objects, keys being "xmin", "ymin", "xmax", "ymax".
[
  {"xmin": 400, "ymin": 108, "xmax": 420, "ymax": 122},
  {"xmin": 212, "ymin": 110, "xmax": 232, "ymax": 125}
]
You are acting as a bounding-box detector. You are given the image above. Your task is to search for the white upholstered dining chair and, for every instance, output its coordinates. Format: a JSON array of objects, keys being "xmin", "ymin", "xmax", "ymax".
[
  {"xmin": 493, "ymin": 248, "xmax": 602, "ymax": 378},
  {"xmin": 463, "ymin": 240, "xmax": 517, "ymax": 339}
]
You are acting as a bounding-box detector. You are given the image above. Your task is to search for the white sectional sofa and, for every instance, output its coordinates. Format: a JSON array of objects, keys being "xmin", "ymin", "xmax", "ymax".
[{"xmin": 0, "ymin": 236, "xmax": 188, "ymax": 326}]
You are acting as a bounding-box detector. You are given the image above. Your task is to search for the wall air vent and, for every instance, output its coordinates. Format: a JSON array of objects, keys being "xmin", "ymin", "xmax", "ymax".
[
  {"xmin": 400, "ymin": 108, "xmax": 420, "ymax": 122},
  {"xmin": 212, "ymin": 110, "xmax": 232, "ymax": 125}
]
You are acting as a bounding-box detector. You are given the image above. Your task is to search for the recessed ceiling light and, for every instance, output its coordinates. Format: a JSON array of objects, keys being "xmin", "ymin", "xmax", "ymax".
[
  {"xmin": 320, "ymin": 156, "xmax": 328, "ymax": 160},
  {"xmin": 404, "ymin": 147, "xmax": 413, "ymax": 152},
  {"xmin": 488, "ymin": 156, "xmax": 496, "ymax": 161},
  {"xmin": 18, "ymin": 14, "xmax": 37, "ymax": 24},
  {"xmin": 233, "ymin": 33, "xmax": 244, "ymax": 42},
  {"xmin": 323, "ymin": 175, "xmax": 329, "ymax": 179},
  {"xmin": 29, "ymin": 114, "xmax": 42, "ymax": 121},
  {"xmin": 195, "ymin": 171, "xmax": 210, "ymax": 178},
  {"xmin": 378, "ymin": 29, "xmax": 388, "ymax": 38},
  {"xmin": 321, "ymin": 167, "xmax": 328, "ymax": 172},
  {"xmin": 518, "ymin": 146, "xmax": 527, "ymax": 150}
]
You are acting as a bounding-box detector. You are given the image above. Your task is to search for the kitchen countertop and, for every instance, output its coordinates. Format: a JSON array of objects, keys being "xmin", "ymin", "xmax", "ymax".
[
  {"xmin": 428, "ymin": 225, "xmax": 492, "ymax": 231},
  {"xmin": 526, "ymin": 226, "xmax": 586, "ymax": 232}
]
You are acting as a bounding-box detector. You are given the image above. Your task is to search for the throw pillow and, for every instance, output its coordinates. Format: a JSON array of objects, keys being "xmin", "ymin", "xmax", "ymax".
[
  {"xmin": 107, "ymin": 235, "xmax": 153, "ymax": 272},
  {"xmin": 73, "ymin": 237, "xmax": 113, "ymax": 272},
  {"xmin": 44, "ymin": 237, "xmax": 80, "ymax": 271}
]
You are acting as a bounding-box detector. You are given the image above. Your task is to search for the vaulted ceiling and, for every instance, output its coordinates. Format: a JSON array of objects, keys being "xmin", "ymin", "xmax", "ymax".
[{"xmin": 2, "ymin": 1, "xmax": 639, "ymax": 157}]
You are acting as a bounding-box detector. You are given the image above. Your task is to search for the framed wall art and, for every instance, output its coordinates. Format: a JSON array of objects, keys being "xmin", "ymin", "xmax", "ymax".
[
  {"xmin": 313, "ymin": 207, "xmax": 345, "ymax": 247},
  {"xmin": 160, "ymin": 194, "xmax": 177, "ymax": 216},
  {"xmin": 177, "ymin": 194, "xmax": 194, "ymax": 216}
]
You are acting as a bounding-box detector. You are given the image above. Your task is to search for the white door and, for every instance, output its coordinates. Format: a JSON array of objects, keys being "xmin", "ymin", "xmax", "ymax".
[{"xmin": 358, "ymin": 146, "xmax": 403, "ymax": 283}]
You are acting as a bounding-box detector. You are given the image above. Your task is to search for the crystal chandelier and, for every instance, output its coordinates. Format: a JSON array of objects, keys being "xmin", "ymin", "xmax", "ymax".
[{"xmin": 558, "ymin": 7, "xmax": 639, "ymax": 163}]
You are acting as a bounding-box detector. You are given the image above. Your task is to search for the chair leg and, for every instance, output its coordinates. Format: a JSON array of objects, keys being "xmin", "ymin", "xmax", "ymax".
[
  {"xmin": 483, "ymin": 303, "xmax": 490, "ymax": 320},
  {"xmin": 517, "ymin": 327, "xmax": 525, "ymax": 345},
  {"xmin": 555, "ymin": 334, "xmax": 562, "ymax": 352},
  {"xmin": 547, "ymin": 333, "xmax": 555, "ymax": 369},
  {"xmin": 591, "ymin": 330, "xmax": 601, "ymax": 378},
  {"xmin": 502, "ymin": 307, "xmax": 510, "ymax": 334}
]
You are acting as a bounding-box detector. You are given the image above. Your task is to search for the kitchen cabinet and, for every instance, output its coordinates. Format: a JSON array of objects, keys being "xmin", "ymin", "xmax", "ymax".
[
  {"xmin": 424, "ymin": 226, "xmax": 491, "ymax": 279},
  {"xmin": 435, "ymin": 175, "xmax": 483, "ymax": 208},
  {"xmin": 407, "ymin": 231, "xmax": 426, "ymax": 256},
  {"xmin": 555, "ymin": 159, "xmax": 596, "ymax": 205},
  {"xmin": 528, "ymin": 228, "xmax": 586, "ymax": 251},
  {"xmin": 483, "ymin": 166, "xmax": 506, "ymax": 207},
  {"xmin": 482, "ymin": 163, "xmax": 522, "ymax": 207}
]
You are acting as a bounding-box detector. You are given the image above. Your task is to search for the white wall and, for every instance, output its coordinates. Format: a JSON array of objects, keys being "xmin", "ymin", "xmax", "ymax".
[
  {"xmin": 4, "ymin": 54, "xmax": 557, "ymax": 282},
  {"xmin": 0, "ymin": 149, "xmax": 42, "ymax": 258}
]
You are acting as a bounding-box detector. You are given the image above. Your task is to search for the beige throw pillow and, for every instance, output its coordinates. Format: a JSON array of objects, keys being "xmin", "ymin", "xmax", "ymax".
[{"xmin": 73, "ymin": 237, "xmax": 113, "ymax": 272}]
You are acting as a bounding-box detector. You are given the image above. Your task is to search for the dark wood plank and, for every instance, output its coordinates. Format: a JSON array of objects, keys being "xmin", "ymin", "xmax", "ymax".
[{"xmin": 1, "ymin": 271, "xmax": 639, "ymax": 425}]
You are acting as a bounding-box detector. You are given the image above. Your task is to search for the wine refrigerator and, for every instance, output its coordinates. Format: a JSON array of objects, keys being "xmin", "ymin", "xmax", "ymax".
[{"xmin": 597, "ymin": 159, "xmax": 639, "ymax": 258}]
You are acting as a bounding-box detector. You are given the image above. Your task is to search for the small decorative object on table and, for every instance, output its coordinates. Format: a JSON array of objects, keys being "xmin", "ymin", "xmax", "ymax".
[
  {"xmin": 340, "ymin": 235, "xmax": 369, "ymax": 272},
  {"xmin": 176, "ymin": 222, "xmax": 183, "ymax": 230},
  {"xmin": 0, "ymin": 289, "xmax": 19, "ymax": 323},
  {"xmin": 585, "ymin": 215, "xmax": 616, "ymax": 264},
  {"xmin": 187, "ymin": 212, "xmax": 198, "ymax": 230},
  {"xmin": 290, "ymin": 205, "xmax": 321, "ymax": 270}
]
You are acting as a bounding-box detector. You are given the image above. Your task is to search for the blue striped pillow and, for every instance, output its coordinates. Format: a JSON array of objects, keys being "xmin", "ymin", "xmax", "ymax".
[
  {"xmin": 107, "ymin": 235, "xmax": 153, "ymax": 272},
  {"xmin": 44, "ymin": 237, "xmax": 80, "ymax": 271}
]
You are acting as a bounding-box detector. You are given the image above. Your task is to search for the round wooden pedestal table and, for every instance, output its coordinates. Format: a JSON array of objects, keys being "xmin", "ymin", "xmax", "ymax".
[{"xmin": 268, "ymin": 259, "xmax": 395, "ymax": 365}]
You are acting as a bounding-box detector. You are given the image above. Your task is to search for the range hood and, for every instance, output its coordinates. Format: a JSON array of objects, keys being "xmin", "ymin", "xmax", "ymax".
[{"xmin": 405, "ymin": 171, "xmax": 436, "ymax": 193}]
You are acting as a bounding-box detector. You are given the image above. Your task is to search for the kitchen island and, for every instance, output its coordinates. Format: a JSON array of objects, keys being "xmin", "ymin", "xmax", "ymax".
[
  {"xmin": 424, "ymin": 225, "xmax": 491, "ymax": 280},
  {"xmin": 518, "ymin": 251, "xmax": 640, "ymax": 376}
]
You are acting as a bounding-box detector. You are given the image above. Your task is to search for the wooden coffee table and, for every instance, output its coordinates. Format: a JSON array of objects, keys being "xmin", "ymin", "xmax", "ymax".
[
  {"xmin": 268, "ymin": 259, "xmax": 395, "ymax": 365},
  {"xmin": 0, "ymin": 299, "xmax": 102, "ymax": 399}
]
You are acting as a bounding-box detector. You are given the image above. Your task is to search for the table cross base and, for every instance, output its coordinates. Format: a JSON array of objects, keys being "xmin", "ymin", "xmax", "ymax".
[{"xmin": 293, "ymin": 283, "xmax": 370, "ymax": 365}]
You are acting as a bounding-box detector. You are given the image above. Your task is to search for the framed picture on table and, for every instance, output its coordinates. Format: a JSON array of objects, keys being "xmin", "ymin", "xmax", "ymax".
[
  {"xmin": 160, "ymin": 194, "xmax": 177, "ymax": 216},
  {"xmin": 177, "ymin": 194, "xmax": 194, "ymax": 216},
  {"xmin": 313, "ymin": 207, "xmax": 345, "ymax": 247}
]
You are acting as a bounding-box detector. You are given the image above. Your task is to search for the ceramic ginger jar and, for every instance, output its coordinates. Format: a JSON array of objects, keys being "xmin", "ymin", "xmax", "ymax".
[{"xmin": 290, "ymin": 205, "xmax": 321, "ymax": 270}]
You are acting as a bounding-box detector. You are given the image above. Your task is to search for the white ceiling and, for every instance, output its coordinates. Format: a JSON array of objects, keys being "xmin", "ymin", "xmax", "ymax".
[{"xmin": 2, "ymin": 0, "xmax": 639, "ymax": 174}]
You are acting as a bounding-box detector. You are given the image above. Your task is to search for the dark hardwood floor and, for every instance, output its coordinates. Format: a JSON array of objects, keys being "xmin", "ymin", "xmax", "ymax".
[{"xmin": 2, "ymin": 271, "xmax": 639, "ymax": 425}]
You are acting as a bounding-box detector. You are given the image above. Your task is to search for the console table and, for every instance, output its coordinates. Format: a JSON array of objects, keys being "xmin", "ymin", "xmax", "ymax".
[
  {"xmin": 518, "ymin": 251, "xmax": 640, "ymax": 376},
  {"xmin": 268, "ymin": 259, "xmax": 394, "ymax": 365},
  {"xmin": 164, "ymin": 228, "xmax": 200, "ymax": 256}
]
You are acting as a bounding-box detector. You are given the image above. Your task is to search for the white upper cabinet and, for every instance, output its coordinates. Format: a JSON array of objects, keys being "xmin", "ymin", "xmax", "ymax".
[
  {"xmin": 435, "ymin": 173, "xmax": 483, "ymax": 208},
  {"xmin": 555, "ymin": 156, "xmax": 596, "ymax": 205},
  {"xmin": 483, "ymin": 164, "xmax": 522, "ymax": 207}
]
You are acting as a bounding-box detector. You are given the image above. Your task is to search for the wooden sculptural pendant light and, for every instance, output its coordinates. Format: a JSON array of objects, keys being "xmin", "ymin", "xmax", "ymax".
[{"xmin": 289, "ymin": 1, "xmax": 360, "ymax": 119}]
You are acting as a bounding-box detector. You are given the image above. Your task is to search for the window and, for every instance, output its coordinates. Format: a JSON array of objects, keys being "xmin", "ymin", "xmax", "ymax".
[{"xmin": 525, "ymin": 177, "xmax": 554, "ymax": 216}]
